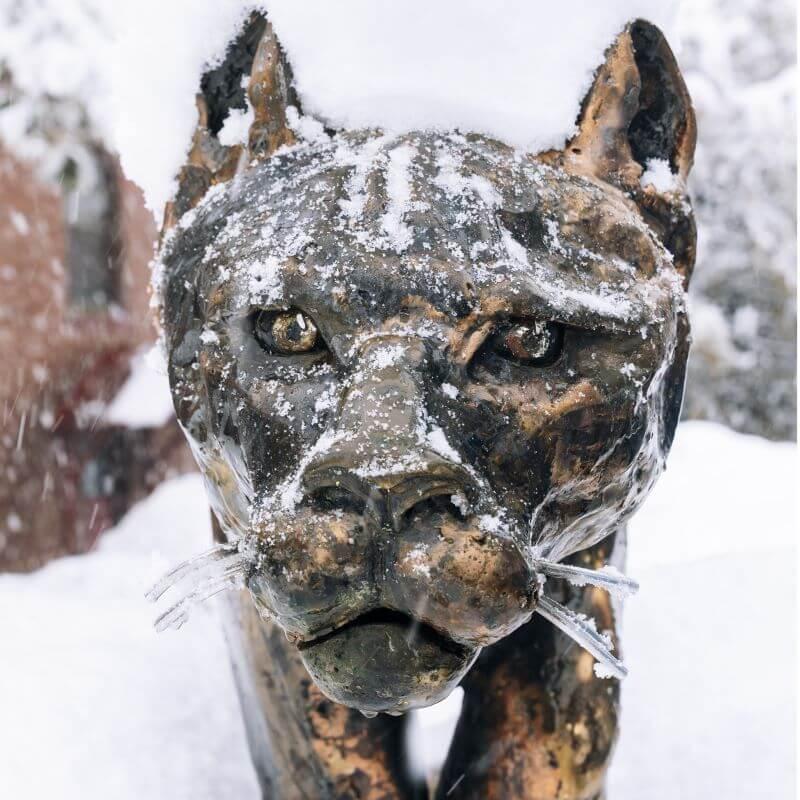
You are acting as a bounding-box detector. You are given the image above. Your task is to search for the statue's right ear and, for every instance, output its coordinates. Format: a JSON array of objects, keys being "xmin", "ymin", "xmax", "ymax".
[
  {"xmin": 162, "ymin": 13, "xmax": 297, "ymax": 233},
  {"xmin": 565, "ymin": 20, "xmax": 697, "ymax": 283},
  {"xmin": 567, "ymin": 20, "xmax": 696, "ymax": 190}
]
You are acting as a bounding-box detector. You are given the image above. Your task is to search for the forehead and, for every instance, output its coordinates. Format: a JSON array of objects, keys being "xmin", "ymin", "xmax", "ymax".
[{"xmin": 161, "ymin": 130, "xmax": 678, "ymax": 333}]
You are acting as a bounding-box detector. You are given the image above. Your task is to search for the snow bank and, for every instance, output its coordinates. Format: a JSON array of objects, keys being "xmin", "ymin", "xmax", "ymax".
[
  {"xmin": 609, "ymin": 430, "xmax": 796, "ymax": 798},
  {"xmin": 627, "ymin": 421, "xmax": 796, "ymax": 567},
  {"xmin": 111, "ymin": 0, "xmax": 678, "ymax": 216},
  {"xmin": 0, "ymin": 476, "xmax": 259, "ymax": 800},
  {"xmin": 0, "ymin": 422, "xmax": 793, "ymax": 798},
  {"xmin": 104, "ymin": 347, "xmax": 175, "ymax": 428}
]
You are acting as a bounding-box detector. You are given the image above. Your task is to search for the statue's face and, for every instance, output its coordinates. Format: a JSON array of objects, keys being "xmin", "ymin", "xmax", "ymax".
[{"xmin": 160, "ymin": 131, "xmax": 687, "ymax": 714}]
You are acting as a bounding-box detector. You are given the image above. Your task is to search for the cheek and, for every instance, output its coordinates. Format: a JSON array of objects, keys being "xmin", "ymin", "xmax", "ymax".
[
  {"xmin": 456, "ymin": 384, "xmax": 555, "ymax": 516},
  {"xmin": 194, "ymin": 314, "xmax": 340, "ymax": 493},
  {"xmin": 542, "ymin": 332, "xmax": 667, "ymax": 475},
  {"xmin": 460, "ymin": 343, "xmax": 661, "ymax": 511},
  {"xmin": 230, "ymin": 372, "xmax": 339, "ymax": 493}
]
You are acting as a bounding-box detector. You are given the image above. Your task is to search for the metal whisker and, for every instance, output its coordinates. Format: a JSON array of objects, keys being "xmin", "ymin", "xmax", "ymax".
[
  {"xmin": 533, "ymin": 558, "xmax": 639, "ymax": 598},
  {"xmin": 153, "ymin": 563, "xmax": 248, "ymax": 633},
  {"xmin": 145, "ymin": 542, "xmax": 240, "ymax": 602},
  {"xmin": 535, "ymin": 595, "xmax": 627, "ymax": 680}
]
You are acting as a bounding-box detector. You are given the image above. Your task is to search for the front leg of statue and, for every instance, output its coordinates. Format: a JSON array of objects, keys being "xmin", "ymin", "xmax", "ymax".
[{"xmin": 435, "ymin": 536, "xmax": 624, "ymax": 800}]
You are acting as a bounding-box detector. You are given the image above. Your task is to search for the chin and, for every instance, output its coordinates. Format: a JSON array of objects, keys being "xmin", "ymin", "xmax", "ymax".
[{"xmin": 297, "ymin": 609, "xmax": 478, "ymax": 715}]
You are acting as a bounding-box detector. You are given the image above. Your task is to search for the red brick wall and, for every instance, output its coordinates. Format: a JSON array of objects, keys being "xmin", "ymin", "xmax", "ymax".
[{"xmin": 0, "ymin": 144, "xmax": 193, "ymax": 571}]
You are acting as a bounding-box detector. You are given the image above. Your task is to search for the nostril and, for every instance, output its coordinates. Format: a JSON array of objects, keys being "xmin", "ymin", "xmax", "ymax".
[
  {"xmin": 307, "ymin": 485, "xmax": 367, "ymax": 516},
  {"xmin": 399, "ymin": 490, "xmax": 470, "ymax": 527}
]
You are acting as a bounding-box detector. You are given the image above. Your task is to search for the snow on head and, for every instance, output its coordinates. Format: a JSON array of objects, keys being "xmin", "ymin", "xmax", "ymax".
[
  {"xmin": 111, "ymin": 2, "xmax": 258, "ymax": 217},
  {"xmin": 266, "ymin": 0, "xmax": 678, "ymax": 146},
  {"xmin": 110, "ymin": 0, "xmax": 678, "ymax": 219}
]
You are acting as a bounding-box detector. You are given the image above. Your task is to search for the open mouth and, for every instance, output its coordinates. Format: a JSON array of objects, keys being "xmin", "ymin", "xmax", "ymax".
[
  {"xmin": 298, "ymin": 608, "xmax": 463, "ymax": 653},
  {"xmin": 296, "ymin": 607, "xmax": 478, "ymax": 715}
]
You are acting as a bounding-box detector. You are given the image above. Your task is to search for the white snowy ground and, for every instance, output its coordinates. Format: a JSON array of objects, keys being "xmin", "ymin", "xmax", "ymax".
[{"xmin": 0, "ymin": 421, "xmax": 795, "ymax": 798}]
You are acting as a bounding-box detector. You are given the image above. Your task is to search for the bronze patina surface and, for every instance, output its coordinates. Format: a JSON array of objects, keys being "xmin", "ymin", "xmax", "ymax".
[{"xmin": 155, "ymin": 14, "xmax": 696, "ymax": 799}]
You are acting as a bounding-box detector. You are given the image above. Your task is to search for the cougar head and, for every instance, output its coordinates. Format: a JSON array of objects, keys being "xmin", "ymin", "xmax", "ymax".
[{"xmin": 157, "ymin": 16, "xmax": 695, "ymax": 714}]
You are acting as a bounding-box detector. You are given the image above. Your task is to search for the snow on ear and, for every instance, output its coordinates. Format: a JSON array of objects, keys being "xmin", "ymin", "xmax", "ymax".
[
  {"xmin": 162, "ymin": 13, "xmax": 297, "ymax": 233},
  {"xmin": 567, "ymin": 20, "xmax": 697, "ymax": 283}
]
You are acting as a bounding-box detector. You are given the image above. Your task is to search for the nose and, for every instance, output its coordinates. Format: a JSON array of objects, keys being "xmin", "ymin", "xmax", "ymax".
[
  {"xmin": 301, "ymin": 336, "xmax": 479, "ymax": 530},
  {"xmin": 304, "ymin": 456, "xmax": 476, "ymax": 531}
]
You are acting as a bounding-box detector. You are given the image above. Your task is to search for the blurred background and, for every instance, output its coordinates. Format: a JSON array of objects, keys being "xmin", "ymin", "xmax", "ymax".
[{"xmin": 0, "ymin": 0, "xmax": 795, "ymax": 798}]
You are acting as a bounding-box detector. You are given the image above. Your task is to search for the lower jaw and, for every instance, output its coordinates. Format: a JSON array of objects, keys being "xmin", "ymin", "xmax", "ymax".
[{"xmin": 297, "ymin": 609, "xmax": 478, "ymax": 714}]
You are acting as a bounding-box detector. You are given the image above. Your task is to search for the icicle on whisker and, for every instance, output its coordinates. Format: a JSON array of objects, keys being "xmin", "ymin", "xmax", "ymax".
[
  {"xmin": 145, "ymin": 542, "xmax": 240, "ymax": 602},
  {"xmin": 535, "ymin": 595, "xmax": 627, "ymax": 680},
  {"xmin": 153, "ymin": 563, "xmax": 248, "ymax": 633},
  {"xmin": 155, "ymin": 580, "xmax": 238, "ymax": 633},
  {"xmin": 533, "ymin": 559, "xmax": 639, "ymax": 599}
]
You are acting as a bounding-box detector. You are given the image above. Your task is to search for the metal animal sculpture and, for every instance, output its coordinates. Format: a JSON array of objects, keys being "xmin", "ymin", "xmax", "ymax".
[{"xmin": 151, "ymin": 14, "xmax": 695, "ymax": 799}]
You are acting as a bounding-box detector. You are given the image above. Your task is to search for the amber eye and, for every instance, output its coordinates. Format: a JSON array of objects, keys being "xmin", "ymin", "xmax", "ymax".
[
  {"xmin": 253, "ymin": 309, "xmax": 321, "ymax": 354},
  {"xmin": 490, "ymin": 320, "xmax": 563, "ymax": 366}
]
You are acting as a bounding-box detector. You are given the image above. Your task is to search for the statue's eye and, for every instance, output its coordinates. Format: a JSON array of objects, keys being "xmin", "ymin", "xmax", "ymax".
[
  {"xmin": 253, "ymin": 309, "xmax": 322, "ymax": 355},
  {"xmin": 490, "ymin": 320, "xmax": 563, "ymax": 366}
]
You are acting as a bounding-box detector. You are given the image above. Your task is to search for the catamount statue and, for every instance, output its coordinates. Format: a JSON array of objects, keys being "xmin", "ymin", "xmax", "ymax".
[{"xmin": 153, "ymin": 14, "xmax": 695, "ymax": 799}]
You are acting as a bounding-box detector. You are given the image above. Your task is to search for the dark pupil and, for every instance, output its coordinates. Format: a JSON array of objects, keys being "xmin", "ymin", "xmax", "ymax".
[{"xmin": 283, "ymin": 318, "xmax": 306, "ymax": 342}]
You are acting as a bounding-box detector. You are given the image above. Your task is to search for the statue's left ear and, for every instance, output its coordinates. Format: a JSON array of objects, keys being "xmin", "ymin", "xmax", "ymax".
[
  {"xmin": 566, "ymin": 20, "xmax": 697, "ymax": 284},
  {"xmin": 162, "ymin": 12, "xmax": 297, "ymax": 234}
]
